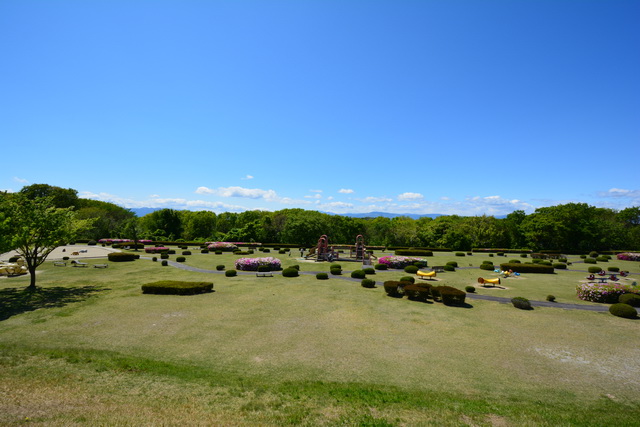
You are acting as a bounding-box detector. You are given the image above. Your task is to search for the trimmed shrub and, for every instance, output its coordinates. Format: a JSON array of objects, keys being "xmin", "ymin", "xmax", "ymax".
[
  {"xmin": 404, "ymin": 265, "xmax": 419, "ymax": 274},
  {"xmin": 316, "ymin": 273, "xmax": 329, "ymax": 280},
  {"xmin": 434, "ymin": 286, "xmax": 466, "ymax": 305},
  {"xmin": 553, "ymin": 263, "xmax": 567, "ymax": 269},
  {"xmin": 152, "ymin": 256, "xmax": 157, "ymax": 262},
  {"xmin": 489, "ymin": 254, "xmax": 494, "ymax": 257},
  {"xmin": 88, "ymin": 240, "xmax": 97, "ymax": 246},
  {"xmin": 497, "ymin": 252, "xmax": 504, "ymax": 256},
  {"xmin": 400, "ymin": 276, "xmax": 415, "ymax": 284},
  {"xmin": 520, "ymin": 253, "xmax": 528, "ymax": 258},
  {"xmin": 200, "ymin": 249, "xmax": 209, "ymax": 254},
  {"xmin": 446, "ymin": 261, "xmax": 458, "ymax": 268},
  {"xmin": 558, "ymin": 258, "xmax": 568, "ymax": 263},
  {"xmin": 363, "ymin": 268, "xmax": 376, "ymax": 275},
  {"xmin": 619, "ymin": 293, "xmax": 640, "ymax": 307},
  {"xmin": 546, "ymin": 295, "xmax": 556, "ymax": 302},
  {"xmin": 257, "ymin": 265, "xmax": 271, "ymax": 273},
  {"xmin": 225, "ymin": 269, "xmax": 237, "ymax": 277},
  {"xmin": 609, "ymin": 303, "xmax": 637, "ymax": 319},
  {"xmin": 511, "ymin": 297, "xmax": 533, "ymax": 310},
  {"xmin": 142, "ymin": 281, "xmax": 213, "ymax": 295},
  {"xmin": 608, "ymin": 266, "xmax": 620, "ymax": 272},
  {"xmin": 584, "ymin": 258, "xmax": 597, "ymax": 264},
  {"xmin": 589, "ymin": 251, "xmax": 599, "ymax": 258},
  {"xmin": 480, "ymin": 263, "xmax": 494, "ymax": 271},
  {"xmin": 290, "ymin": 264, "xmax": 300, "ymax": 270},
  {"xmin": 588, "ymin": 266, "xmax": 603, "ymax": 274},
  {"xmin": 330, "ymin": 263, "xmax": 342, "ymax": 269},
  {"xmin": 63, "ymin": 256, "xmax": 70, "ymax": 261},
  {"xmin": 596, "ymin": 256, "xmax": 609, "ymax": 262},
  {"xmin": 361, "ymin": 279, "xmax": 376, "ymax": 288},
  {"xmin": 351, "ymin": 270, "xmax": 366, "ymax": 279},
  {"xmin": 443, "ymin": 264, "xmax": 456, "ymax": 272},
  {"xmin": 160, "ymin": 253, "xmax": 169, "ymax": 259},
  {"xmin": 282, "ymin": 267, "xmax": 299, "ymax": 277},
  {"xmin": 499, "ymin": 263, "xmax": 554, "ymax": 274},
  {"xmin": 215, "ymin": 251, "xmax": 223, "ymax": 255},
  {"xmin": 509, "ymin": 259, "xmax": 522, "ymax": 263},
  {"xmin": 455, "ymin": 252, "xmax": 465, "ymax": 257},
  {"xmin": 176, "ymin": 256, "xmax": 186, "ymax": 262},
  {"xmin": 182, "ymin": 251, "xmax": 192, "ymax": 255},
  {"xmin": 465, "ymin": 286, "xmax": 475, "ymax": 293},
  {"xmin": 167, "ymin": 250, "xmax": 176, "ymax": 254},
  {"xmin": 161, "ymin": 260, "xmax": 168, "ymax": 266},
  {"xmin": 531, "ymin": 258, "xmax": 542, "ymax": 264},
  {"xmin": 216, "ymin": 265, "xmax": 225, "ymax": 271},
  {"xmin": 404, "ymin": 284, "xmax": 430, "ymax": 301},
  {"xmin": 383, "ymin": 281, "xmax": 405, "ymax": 297},
  {"xmin": 108, "ymin": 252, "xmax": 137, "ymax": 262},
  {"xmin": 378, "ymin": 256, "xmax": 427, "ymax": 269},
  {"xmin": 374, "ymin": 263, "xmax": 388, "ymax": 270},
  {"xmin": 330, "ymin": 267, "xmax": 342, "ymax": 275}
]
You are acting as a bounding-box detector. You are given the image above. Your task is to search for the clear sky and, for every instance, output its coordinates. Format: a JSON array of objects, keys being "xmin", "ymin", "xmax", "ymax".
[{"xmin": 1, "ymin": 0, "xmax": 639, "ymax": 216}]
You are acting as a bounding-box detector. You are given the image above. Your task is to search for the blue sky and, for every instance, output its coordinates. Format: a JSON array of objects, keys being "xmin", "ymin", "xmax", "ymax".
[{"xmin": 1, "ymin": 0, "xmax": 639, "ymax": 216}]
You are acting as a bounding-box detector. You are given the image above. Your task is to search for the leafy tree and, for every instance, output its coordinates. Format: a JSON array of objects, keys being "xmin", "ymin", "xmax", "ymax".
[
  {"xmin": 140, "ymin": 209, "xmax": 183, "ymax": 241},
  {"xmin": 19, "ymin": 183, "xmax": 79, "ymax": 209},
  {"xmin": 182, "ymin": 210, "xmax": 217, "ymax": 241},
  {"xmin": 5, "ymin": 195, "xmax": 87, "ymax": 289}
]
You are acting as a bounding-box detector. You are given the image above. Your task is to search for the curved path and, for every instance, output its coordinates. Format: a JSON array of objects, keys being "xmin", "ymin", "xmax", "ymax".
[{"xmin": 155, "ymin": 257, "xmax": 611, "ymax": 312}]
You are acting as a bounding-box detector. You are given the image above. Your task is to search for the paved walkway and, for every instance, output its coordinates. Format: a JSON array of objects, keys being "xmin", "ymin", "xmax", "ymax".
[{"xmin": 154, "ymin": 258, "xmax": 611, "ymax": 312}]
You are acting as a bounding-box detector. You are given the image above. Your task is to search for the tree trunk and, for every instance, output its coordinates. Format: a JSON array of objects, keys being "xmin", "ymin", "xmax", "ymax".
[{"xmin": 27, "ymin": 265, "xmax": 37, "ymax": 290}]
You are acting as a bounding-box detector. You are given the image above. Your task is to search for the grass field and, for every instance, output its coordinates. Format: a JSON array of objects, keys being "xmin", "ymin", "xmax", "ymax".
[{"xmin": 1, "ymin": 247, "xmax": 639, "ymax": 425}]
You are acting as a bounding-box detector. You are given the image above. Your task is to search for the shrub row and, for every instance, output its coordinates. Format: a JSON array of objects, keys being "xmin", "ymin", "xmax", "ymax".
[
  {"xmin": 499, "ymin": 263, "xmax": 554, "ymax": 274},
  {"xmin": 395, "ymin": 249, "xmax": 433, "ymax": 256},
  {"xmin": 141, "ymin": 281, "xmax": 213, "ymax": 295}
]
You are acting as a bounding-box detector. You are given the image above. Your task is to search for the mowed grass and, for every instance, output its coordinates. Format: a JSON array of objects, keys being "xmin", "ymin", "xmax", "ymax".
[{"xmin": 1, "ymin": 247, "xmax": 639, "ymax": 425}]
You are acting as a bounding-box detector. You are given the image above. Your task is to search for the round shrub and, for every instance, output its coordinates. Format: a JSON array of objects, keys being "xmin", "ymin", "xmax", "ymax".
[
  {"xmin": 316, "ymin": 273, "xmax": 329, "ymax": 280},
  {"xmin": 374, "ymin": 263, "xmax": 388, "ymax": 270},
  {"xmin": 546, "ymin": 295, "xmax": 556, "ymax": 302},
  {"xmin": 152, "ymin": 257, "xmax": 157, "ymax": 262},
  {"xmin": 608, "ymin": 266, "xmax": 620, "ymax": 272},
  {"xmin": 609, "ymin": 303, "xmax": 637, "ymax": 319},
  {"xmin": 257, "ymin": 265, "xmax": 271, "ymax": 273},
  {"xmin": 584, "ymin": 258, "xmax": 597, "ymax": 264},
  {"xmin": 596, "ymin": 256, "xmax": 609, "ymax": 262},
  {"xmin": 215, "ymin": 251, "xmax": 222, "ymax": 255},
  {"xmin": 540, "ymin": 261, "xmax": 553, "ymax": 266},
  {"xmin": 399, "ymin": 276, "xmax": 415, "ymax": 284},
  {"xmin": 443, "ymin": 264, "xmax": 456, "ymax": 272},
  {"xmin": 580, "ymin": 254, "xmax": 587, "ymax": 259},
  {"xmin": 455, "ymin": 252, "xmax": 465, "ymax": 257},
  {"xmin": 361, "ymin": 279, "xmax": 376, "ymax": 288},
  {"xmin": 182, "ymin": 250, "xmax": 192, "ymax": 256},
  {"xmin": 351, "ymin": 270, "xmax": 366, "ymax": 279},
  {"xmin": 553, "ymin": 263, "xmax": 567, "ymax": 269},
  {"xmin": 509, "ymin": 259, "xmax": 522, "ymax": 263},
  {"xmin": 176, "ymin": 256, "xmax": 186, "ymax": 263},
  {"xmin": 278, "ymin": 249, "xmax": 286, "ymax": 254},
  {"xmin": 168, "ymin": 250, "xmax": 176, "ymax": 255},
  {"xmin": 511, "ymin": 297, "xmax": 533, "ymax": 310},
  {"xmin": 588, "ymin": 266, "xmax": 602, "ymax": 274},
  {"xmin": 88, "ymin": 240, "xmax": 97, "ymax": 246},
  {"xmin": 489, "ymin": 254, "xmax": 494, "ymax": 257},
  {"xmin": 201, "ymin": 249, "xmax": 209, "ymax": 254},
  {"xmin": 263, "ymin": 248, "xmax": 270, "ymax": 253},
  {"xmin": 466, "ymin": 252, "xmax": 472, "ymax": 256},
  {"xmin": 589, "ymin": 251, "xmax": 599, "ymax": 258},
  {"xmin": 282, "ymin": 267, "xmax": 299, "ymax": 278},
  {"xmin": 480, "ymin": 263, "xmax": 494, "ymax": 271},
  {"xmin": 330, "ymin": 267, "xmax": 342, "ymax": 275},
  {"xmin": 465, "ymin": 286, "xmax": 475, "ymax": 293},
  {"xmin": 404, "ymin": 265, "xmax": 419, "ymax": 274},
  {"xmin": 161, "ymin": 260, "xmax": 168, "ymax": 266},
  {"xmin": 619, "ymin": 293, "xmax": 640, "ymax": 307},
  {"xmin": 363, "ymin": 267, "xmax": 375, "ymax": 275},
  {"xmin": 216, "ymin": 265, "xmax": 225, "ymax": 271},
  {"xmin": 558, "ymin": 258, "xmax": 568, "ymax": 263},
  {"xmin": 225, "ymin": 269, "xmax": 237, "ymax": 277},
  {"xmin": 290, "ymin": 264, "xmax": 300, "ymax": 270},
  {"xmin": 330, "ymin": 263, "xmax": 342, "ymax": 269},
  {"xmin": 497, "ymin": 252, "xmax": 504, "ymax": 256},
  {"xmin": 520, "ymin": 253, "xmax": 528, "ymax": 258},
  {"xmin": 532, "ymin": 258, "xmax": 542, "ymax": 264},
  {"xmin": 62, "ymin": 256, "xmax": 70, "ymax": 261},
  {"xmin": 160, "ymin": 253, "xmax": 169, "ymax": 259},
  {"xmin": 446, "ymin": 261, "xmax": 458, "ymax": 268}
]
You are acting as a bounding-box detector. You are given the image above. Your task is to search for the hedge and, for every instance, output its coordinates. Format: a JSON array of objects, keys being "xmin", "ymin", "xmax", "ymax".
[
  {"xmin": 433, "ymin": 286, "xmax": 466, "ymax": 305},
  {"xmin": 107, "ymin": 252, "xmax": 138, "ymax": 262},
  {"xmin": 395, "ymin": 249, "xmax": 433, "ymax": 256},
  {"xmin": 499, "ymin": 263, "xmax": 554, "ymax": 274},
  {"xmin": 142, "ymin": 281, "xmax": 213, "ymax": 295}
]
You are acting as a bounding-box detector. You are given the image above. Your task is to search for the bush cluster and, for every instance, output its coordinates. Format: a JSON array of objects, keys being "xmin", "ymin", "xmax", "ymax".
[
  {"xmin": 404, "ymin": 283, "xmax": 432, "ymax": 301},
  {"xmin": 576, "ymin": 282, "xmax": 639, "ymax": 303},
  {"xmin": 142, "ymin": 281, "xmax": 213, "ymax": 295},
  {"xmin": 499, "ymin": 263, "xmax": 554, "ymax": 274}
]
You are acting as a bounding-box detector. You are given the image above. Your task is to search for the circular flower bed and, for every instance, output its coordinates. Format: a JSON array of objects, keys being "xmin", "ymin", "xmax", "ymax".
[
  {"xmin": 378, "ymin": 255, "xmax": 427, "ymax": 269},
  {"xmin": 206, "ymin": 242, "xmax": 238, "ymax": 252},
  {"xmin": 235, "ymin": 257, "xmax": 281, "ymax": 271},
  {"xmin": 576, "ymin": 282, "xmax": 640, "ymax": 304},
  {"xmin": 617, "ymin": 252, "xmax": 640, "ymax": 261}
]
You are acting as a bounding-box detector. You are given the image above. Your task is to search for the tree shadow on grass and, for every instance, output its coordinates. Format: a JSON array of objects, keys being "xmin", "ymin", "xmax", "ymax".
[{"xmin": 0, "ymin": 285, "xmax": 107, "ymax": 321}]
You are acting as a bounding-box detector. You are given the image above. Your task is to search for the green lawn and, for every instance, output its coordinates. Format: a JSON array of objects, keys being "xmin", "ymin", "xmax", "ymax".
[{"xmin": 1, "ymin": 247, "xmax": 639, "ymax": 425}]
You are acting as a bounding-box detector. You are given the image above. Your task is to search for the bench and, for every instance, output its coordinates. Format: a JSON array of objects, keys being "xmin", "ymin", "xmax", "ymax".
[
  {"xmin": 53, "ymin": 261, "xmax": 66, "ymax": 267},
  {"xmin": 432, "ymin": 266, "xmax": 445, "ymax": 273},
  {"xmin": 256, "ymin": 272, "xmax": 273, "ymax": 277},
  {"xmin": 93, "ymin": 264, "xmax": 108, "ymax": 269},
  {"xmin": 71, "ymin": 260, "xmax": 88, "ymax": 267}
]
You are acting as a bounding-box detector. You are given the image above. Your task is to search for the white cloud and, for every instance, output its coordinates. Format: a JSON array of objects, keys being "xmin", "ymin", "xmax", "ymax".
[
  {"xmin": 357, "ymin": 196, "xmax": 393, "ymax": 203},
  {"xmin": 195, "ymin": 186, "xmax": 278, "ymax": 201},
  {"xmin": 241, "ymin": 175, "xmax": 254, "ymax": 180},
  {"xmin": 327, "ymin": 196, "xmax": 334, "ymax": 200},
  {"xmin": 310, "ymin": 189, "xmax": 323, "ymax": 193},
  {"xmin": 440, "ymin": 196, "xmax": 451, "ymax": 201},
  {"xmin": 305, "ymin": 194, "xmax": 322, "ymax": 199},
  {"xmin": 338, "ymin": 188, "xmax": 354, "ymax": 194},
  {"xmin": 13, "ymin": 177, "xmax": 28, "ymax": 183},
  {"xmin": 398, "ymin": 192, "xmax": 424, "ymax": 201},
  {"xmin": 602, "ymin": 188, "xmax": 640, "ymax": 198}
]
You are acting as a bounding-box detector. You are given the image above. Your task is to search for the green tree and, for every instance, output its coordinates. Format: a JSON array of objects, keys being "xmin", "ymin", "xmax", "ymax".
[
  {"xmin": 5, "ymin": 195, "xmax": 85, "ymax": 289},
  {"xmin": 19, "ymin": 183, "xmax": 79, "ymax": 209}
]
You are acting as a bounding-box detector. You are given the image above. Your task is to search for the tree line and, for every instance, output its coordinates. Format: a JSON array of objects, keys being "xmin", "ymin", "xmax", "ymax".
[{"xmin": 2, "ymin": 184, "xmax": 640, "ymax": 253}]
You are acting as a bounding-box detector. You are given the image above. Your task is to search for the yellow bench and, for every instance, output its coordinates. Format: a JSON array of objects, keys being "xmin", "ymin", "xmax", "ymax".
[{"xmin": 417, "ymin": 270, "xmax": 437, "ymax": 280}]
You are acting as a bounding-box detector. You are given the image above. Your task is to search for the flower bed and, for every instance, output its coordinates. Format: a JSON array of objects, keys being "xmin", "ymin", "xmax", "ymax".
[
  {"xmin": 145, "ymin": 247, "xmax": 169, "ymax": 253},
  {"xmin": 206, "ymin": 242, "xmax": 238, "ymax": 251},
  {"xmin": 235, "ymin": 257, "xmax": 281, "ymax": 271},
  {"xmin": 378, "ymin": 255, "xmax": 427, "ymax": 269},
  {"xmin": 617, "ymin": 253, "xmax": 640, "ymax": 261},
  {"xmin": 576, "ymin": 282, "xmax": 640, "ymax": 304}
]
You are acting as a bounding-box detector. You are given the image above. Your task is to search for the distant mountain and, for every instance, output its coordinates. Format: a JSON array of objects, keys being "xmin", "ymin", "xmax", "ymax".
[
  {"xmin": 130, "ymin": 207, "xmax": 162, "ymax": 217},
  {"xmin": 337, "ymin": 212, "xmax": 445, "ymax": 220}
]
